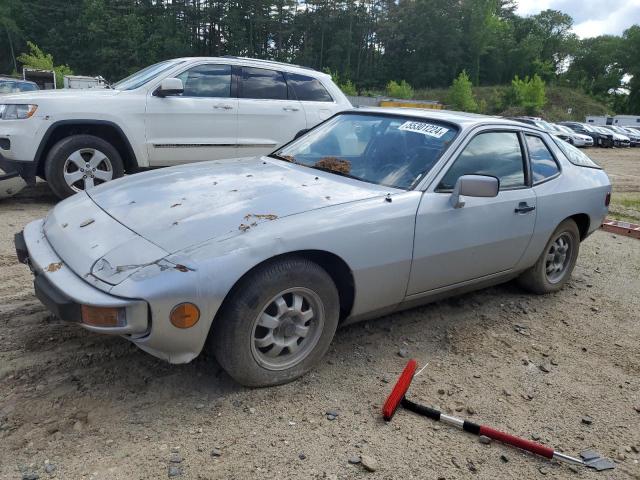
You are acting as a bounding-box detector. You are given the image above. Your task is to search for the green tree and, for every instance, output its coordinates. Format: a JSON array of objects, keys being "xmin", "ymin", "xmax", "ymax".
[
  {"xmin": 510, "ymin": 74, "xmax": 546, "ymax": 114},
  {"xmin": 17, "ymin": 41, "xmax": 73, "ymax": 88},
  {"xmin": 386, "ymin": 80, "xmax": 413, "ymax": 99},
  {"xmin": 447, "ymin": 71, "xmax": 478, "ymax": 112}
]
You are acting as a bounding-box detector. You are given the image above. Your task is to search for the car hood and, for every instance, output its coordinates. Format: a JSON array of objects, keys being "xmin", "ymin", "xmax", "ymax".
[
  {"xmin": 86, "ymin": 156, "xmax": 396, "ymax": 254},
  {"xmin": 0, "ymin": 89, "xmax": 119, "ymax": 102}
]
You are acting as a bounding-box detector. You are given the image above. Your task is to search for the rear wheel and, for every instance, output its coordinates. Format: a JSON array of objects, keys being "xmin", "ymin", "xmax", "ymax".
[
  {"xmin": 211, "ymin": 257, "xmax": 340, "ymax": 387},
  {"xmin": 518, "ymin": 219, "xmax": 580, "ymax": 294},
  {"xmin": 44, "ymin": 134, "xmax": 124, "ymax": 198}
]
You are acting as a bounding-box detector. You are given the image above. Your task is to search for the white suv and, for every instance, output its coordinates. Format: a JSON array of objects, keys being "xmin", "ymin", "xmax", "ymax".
[{"xmin": 0, "ymin": 57, "xmax": 351, "ymax": 198}]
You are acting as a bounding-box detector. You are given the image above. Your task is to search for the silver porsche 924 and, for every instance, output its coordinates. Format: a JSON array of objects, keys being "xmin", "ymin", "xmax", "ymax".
[{"xmin": 15, "ymin": 109, "xmax": 611, "ymax": 386}]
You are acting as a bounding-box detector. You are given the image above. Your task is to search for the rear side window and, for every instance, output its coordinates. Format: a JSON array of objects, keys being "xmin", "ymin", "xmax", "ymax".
[
  {"xmin": 285, "ymin": 73, "xmax": 333, "ymax": 102},
  {"xmin": 241, "ymin": 67, "xmax": 287, "ymax": 100},
  {"xmin": 438, "ymin": 131, "xmax": 525, "ymax": 190},
  {"xmin": 525, "ymin": 135, "xmax": 559, "ymax": 183},
  {"xmin": 177, "ymin": 64, "xmax": 231, "ymax": 97}
]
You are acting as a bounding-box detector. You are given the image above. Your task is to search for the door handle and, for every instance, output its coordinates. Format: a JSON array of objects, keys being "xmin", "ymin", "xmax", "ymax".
[
  {"xmin": 515, "ymin": 202, "xmax": 536, "ymax": 214},
  {"xmin": 283, "ymin": 106, "xmax": 300, "ymax": 112},
  {"xmin": 214, "ymin": 104, "xmax": 233, "ymax": 110}
]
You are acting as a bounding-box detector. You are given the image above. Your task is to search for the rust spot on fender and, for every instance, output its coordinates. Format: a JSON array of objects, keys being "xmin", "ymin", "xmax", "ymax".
[
  {"xmin": 174, "ymin": 264, "xmax": 193, "ymax": 272},
  {"xmin": 46, "ymin": 262, "xmax": 63, "ymax": 272}
]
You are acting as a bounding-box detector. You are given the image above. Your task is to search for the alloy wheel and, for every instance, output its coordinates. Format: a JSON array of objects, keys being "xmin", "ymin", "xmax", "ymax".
[
  {"xmin": 251, "ymin": 287, "xmax": 325, "ymax": 371},
  {"xmin": 545, "ymin": 233, "xmax": 572, "ymax": 283},
  {"xmin": 63, "ymin": 148, "xmax": 114, "ymax": 192}
]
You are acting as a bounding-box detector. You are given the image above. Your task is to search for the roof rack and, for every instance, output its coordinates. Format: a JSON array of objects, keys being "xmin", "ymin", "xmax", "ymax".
[{"xmin": 221, "ymin": 56, "xmax": 318, "ymax": 72}]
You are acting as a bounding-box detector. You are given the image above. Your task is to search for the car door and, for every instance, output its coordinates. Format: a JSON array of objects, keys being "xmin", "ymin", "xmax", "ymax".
[
  {"xmin": 407, "ymin": 128, "xmax": 537, "ymax": 295},
  {"xmin": 284, "ymin": 72, "xmax": 337, "ymax": 128},
  {"xmin": 236, "ymin": 66, "xmax": 306, "ymax": 157},
  {"xmin": 145, "ymin": 63, "xmax": 237, "ymax": 165}
]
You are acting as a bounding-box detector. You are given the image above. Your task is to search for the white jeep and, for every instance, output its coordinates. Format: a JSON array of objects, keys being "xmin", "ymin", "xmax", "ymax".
[{"xmin": 0, "ymin": 57, "xmax": 351, "ymax": 198}]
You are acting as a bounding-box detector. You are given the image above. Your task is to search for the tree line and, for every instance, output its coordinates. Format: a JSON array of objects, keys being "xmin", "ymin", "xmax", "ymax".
[{"xmin": 1, "ymin": 0, "xmax": 639, "ymax": 113}]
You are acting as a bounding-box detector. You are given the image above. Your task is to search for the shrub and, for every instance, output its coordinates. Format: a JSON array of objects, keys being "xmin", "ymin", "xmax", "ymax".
[
  {"xmin": 510, "ymin": 74, "xmax": 547, "ymax": 115},
  {"xmin": 446, "ymin": 71, "xmax": 478, "ymax": 112},
  {"xmin": 386, "ymin": 80, "xmax": 414, "ymax": 99},
  {"xmin": 17, "ymin": 42, "xmax": 73, "ymax": 89},
  {"xmin": 340, "ymin": 79, "xmax": 357, "ymax": 96}
]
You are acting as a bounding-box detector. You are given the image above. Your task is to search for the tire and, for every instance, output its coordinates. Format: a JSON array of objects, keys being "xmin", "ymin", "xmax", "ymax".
[
  {"xmin": 44, "ymin": 134, "xmax": 124, "ymax": 199},
  {"xmin": 211, "ymin": 257, "xmax": 340, "ymax": 387},
  {"xmin": 517, "ymin": 219, "xmax": 580, "ymax": 294}
]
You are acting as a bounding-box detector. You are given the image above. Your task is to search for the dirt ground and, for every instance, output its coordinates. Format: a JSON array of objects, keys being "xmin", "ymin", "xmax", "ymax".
[{"xmin": 0, "ymin": 149, "xmax": 639, "ymax": 480}]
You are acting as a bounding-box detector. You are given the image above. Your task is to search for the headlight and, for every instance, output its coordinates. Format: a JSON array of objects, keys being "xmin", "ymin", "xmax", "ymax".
[{"xmin": 0, "ymin": 104, "xmax": 38, "ymax": 120}]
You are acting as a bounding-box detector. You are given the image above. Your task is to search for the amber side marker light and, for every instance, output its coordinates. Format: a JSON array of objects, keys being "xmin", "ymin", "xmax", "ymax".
[
  {"xmin": 81, "ymin": 305, "xmax": 126, "ymax": 327},
  {"xmin": 170, "ymin": 303, "xmax": 200, "ymax": 328}
]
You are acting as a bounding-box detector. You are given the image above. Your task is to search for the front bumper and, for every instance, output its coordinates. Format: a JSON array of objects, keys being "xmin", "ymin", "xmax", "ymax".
[{"xmin": 16, "ymin": 220, "xmax": 149, "ymax": 335}]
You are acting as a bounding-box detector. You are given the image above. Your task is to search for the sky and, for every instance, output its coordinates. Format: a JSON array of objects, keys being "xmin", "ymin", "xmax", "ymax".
[{"xmin": 516, "ymin": 0, "xmax": 640, "ymax": 38}]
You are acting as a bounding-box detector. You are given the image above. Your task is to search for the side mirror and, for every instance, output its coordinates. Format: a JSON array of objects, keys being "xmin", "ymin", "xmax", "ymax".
[
  {"xmin": 450, "ymin": 174, "xmax": 499, "ymax": 209},
  {"xmin": 154, "ymin": 78, "xmax": 184, "ymax": 97}
]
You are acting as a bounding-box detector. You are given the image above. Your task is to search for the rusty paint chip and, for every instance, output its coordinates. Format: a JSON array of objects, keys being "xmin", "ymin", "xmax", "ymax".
[
  {"xmin": 244, "ymin": 213, "xmax": 279, "ymax": 221},
  {"xmin": 174, "ymin": 264, "xmax": 192, "ymax": 272},
  {"xmin": 46, "ymin": 262, "xmax": 63, "ymax": 272},
  {"xmin": 79, "ymin": 219, "xmax": 95, "ymax": 228},
  {"xmin": 238, "ymin": 223, "xmax": 251, "ymax": 232}
]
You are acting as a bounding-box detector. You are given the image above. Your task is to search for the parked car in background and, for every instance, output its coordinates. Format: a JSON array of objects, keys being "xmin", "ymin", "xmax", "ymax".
[
  {"xmin": 596, "ymin": 126, "xmax": 631, "ymax": 148},
  {"xmin": 0, "ymin": 57, "xmax": 351, "ymax": 199},
  {"xmin": 16, "ymin": 109, "xmax": 611, "ymax": 386},
  {"xmin": 553, "ymin": 124, "xmax": 593, "ymax": 147},
  {"xmin": 558, "ymin": 121, "xmax": 612, "ymax": 148},
  {"xmin": 510, "ymin": 117, "xmax": 580, "ymax": 145},
  {"xmin": 0, "ymin": 77, "xmax": 39, "ymax": 95},
  {"xmin": 607, "ymin": 126, "xmax": 640, "ymax": 147}
]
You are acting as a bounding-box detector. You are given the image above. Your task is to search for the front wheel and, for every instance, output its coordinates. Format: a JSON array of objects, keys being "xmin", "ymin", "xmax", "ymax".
[
  {"xmin": 44, "ymin": 134, "xmax": 124, "ymax": 199},
  {"xmin": 211, "ymin": 257, "xmax": 340, "ymax": 387},
  {"xmin": 517, "ymin": 219, "xmax": 580, "ymax": 294}
]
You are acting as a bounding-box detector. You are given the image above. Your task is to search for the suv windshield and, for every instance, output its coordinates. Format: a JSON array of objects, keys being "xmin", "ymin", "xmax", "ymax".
[
  {"xmin": 113, "ymin": 60, "xmax": 184, "ymax": 91},
  {"xmin": 0, "ymin": 80, "xmax": 38, "ymax": 94},
  {"xmin": 273, "ymin": 113, "xmax": 458, "ymax": 189}
]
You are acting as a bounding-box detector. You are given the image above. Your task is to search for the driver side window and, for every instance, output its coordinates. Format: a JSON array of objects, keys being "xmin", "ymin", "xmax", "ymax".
[
  {"xmin": 176, "ymin": 64, "xmax": 231, "ymax": 98},
  {"xmin": 438, "ymin": 131, "xmax": 525, "ymax": 191}
]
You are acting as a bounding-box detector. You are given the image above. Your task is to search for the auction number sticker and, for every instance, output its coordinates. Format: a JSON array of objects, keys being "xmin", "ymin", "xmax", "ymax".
[{"xmin": 398, "ymin": 121, "xmax": 449, "ymax": 138}]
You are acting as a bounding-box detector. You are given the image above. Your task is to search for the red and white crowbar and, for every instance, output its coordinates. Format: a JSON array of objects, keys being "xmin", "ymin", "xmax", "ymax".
[{"xmin": 382, "ymin": 360, "xmax": 612, "ymax": 470}]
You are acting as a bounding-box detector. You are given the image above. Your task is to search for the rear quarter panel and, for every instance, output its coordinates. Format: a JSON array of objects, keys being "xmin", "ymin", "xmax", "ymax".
[{"xmin": 517, "ymin": 148, "xmax": 610, "ymax": 269}]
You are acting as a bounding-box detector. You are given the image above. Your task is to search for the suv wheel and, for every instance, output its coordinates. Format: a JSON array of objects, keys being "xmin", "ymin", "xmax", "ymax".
[
  {"xmin": 211, "ymin": 257, "xmax": 340, "ymax": 387},
  {"xmin": 44, "ymin": 134, "xmax": 124, "ymax": 198}
]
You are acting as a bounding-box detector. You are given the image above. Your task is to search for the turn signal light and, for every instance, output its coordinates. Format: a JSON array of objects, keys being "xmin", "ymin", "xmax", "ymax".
[
  {"xmin": 170, "ymin": 303, "xmax": 200, "ymax": 329},
  {"xmin": 81, "ymin": 305, "xmax": 126, "ymax": 327}
]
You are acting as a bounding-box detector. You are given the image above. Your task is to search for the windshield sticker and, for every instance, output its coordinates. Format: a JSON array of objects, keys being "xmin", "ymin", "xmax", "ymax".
[{"xmin": 398, "ymin": 121, "xmax": 449, "ymax": 138}]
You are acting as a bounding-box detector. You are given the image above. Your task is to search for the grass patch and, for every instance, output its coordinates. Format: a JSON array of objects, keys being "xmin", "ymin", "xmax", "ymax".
[{"xmin": 608, "ymin": 192, "xmax": 640, "ymax": 223}]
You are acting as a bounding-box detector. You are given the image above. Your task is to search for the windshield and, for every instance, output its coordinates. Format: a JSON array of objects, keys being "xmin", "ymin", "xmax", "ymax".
[
  {"xmin": 113, "ymin": 60, "xmax": 184, "ymax": 91},
  {"xmin": 273, "ymin": 113, "xmax": 458, "ymax": 190},
  {"xmin": 0, "ymin": 80, "xmax": 37, "ymax": 93},
  {"xmin": 556, "ymin": 125, "xmax": 574, "ymax": 134},
  {"xmin": 535, "ymin": 120, "xmax": 559, "ymax": 132}
]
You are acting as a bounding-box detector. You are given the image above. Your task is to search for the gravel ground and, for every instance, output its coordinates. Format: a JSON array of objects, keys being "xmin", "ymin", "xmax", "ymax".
[{"xmin": 0, "ymin": 149, "xmax": 639, "ymax": 480}]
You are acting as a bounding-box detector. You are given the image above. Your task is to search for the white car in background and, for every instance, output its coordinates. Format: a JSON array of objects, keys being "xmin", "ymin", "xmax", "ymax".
[
  {"xmin": 553, "ymin": 124, "xmax": 593, "ymax": 147},
  {"xmin": 0, "ymin": 57, "xmax": 351, "ymax": 198}
]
